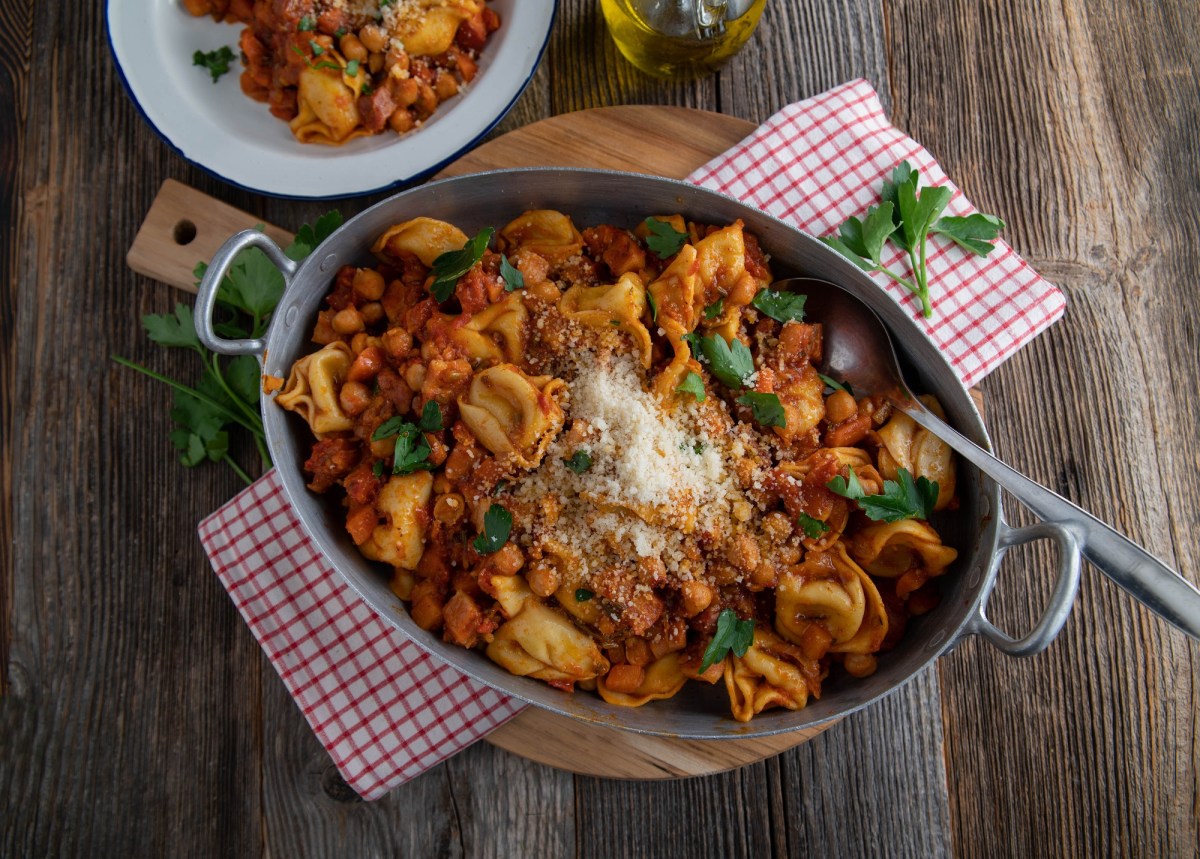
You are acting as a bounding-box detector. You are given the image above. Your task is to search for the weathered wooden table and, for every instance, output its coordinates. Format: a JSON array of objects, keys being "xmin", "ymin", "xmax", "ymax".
[{"xmin": 2, "ymin": 1, "xmax": 1197, "ymax": 856}]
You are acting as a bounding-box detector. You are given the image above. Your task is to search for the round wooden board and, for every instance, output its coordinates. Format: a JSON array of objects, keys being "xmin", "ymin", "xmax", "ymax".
[{"xmin": 436, "ymin": 106, "xmax": 837, "ymax": 779}]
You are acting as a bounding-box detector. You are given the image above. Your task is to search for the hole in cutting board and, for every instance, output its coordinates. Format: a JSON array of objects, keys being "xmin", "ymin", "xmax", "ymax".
[{"xmin": 173, "ymin": 219, "xmax": 197, "ymax": 246}]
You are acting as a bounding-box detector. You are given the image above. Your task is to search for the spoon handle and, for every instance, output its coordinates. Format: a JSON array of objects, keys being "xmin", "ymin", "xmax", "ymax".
[{"xmin": 902, "ymin": 405, "xmax": 1200, "ymax": 641}]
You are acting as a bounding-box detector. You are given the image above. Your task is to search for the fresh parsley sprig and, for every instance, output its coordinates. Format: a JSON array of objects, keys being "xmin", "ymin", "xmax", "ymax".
[
  {"xmin": 820, "ymin": 161, "xmax": 1005, "ymax": 318},
  {"xmin": 826, "ymin": 465, "xmax": 939, "ymax": 522},
  {"xmin": 751, "ymin": 288, "xmax": 806, "ymax": 323},
  {"xmin": 371, "ymin": 402, "xmax": 442, "ymax": 475},
  {"xmin": 699, "ymin": 609, "xmax": 756, "ymax": 673},
  {"xmin": 429, "ymin": 227, "xmax": 494, "ymax": 302},
  {"xmin": 114, "ymin": 213, "xmax": 343, "ymax": 484}
]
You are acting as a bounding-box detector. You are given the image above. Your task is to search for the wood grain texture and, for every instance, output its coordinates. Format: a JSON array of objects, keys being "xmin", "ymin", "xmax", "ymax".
[{"xmin": 2, "ymin": 0, "xmax": 1198, "ymax": 855}]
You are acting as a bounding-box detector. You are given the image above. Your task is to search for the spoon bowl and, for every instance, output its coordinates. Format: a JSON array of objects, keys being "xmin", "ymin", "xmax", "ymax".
[{"xmin": 775, "ymin": 276, "xmax": 1200, "ymax": 643}]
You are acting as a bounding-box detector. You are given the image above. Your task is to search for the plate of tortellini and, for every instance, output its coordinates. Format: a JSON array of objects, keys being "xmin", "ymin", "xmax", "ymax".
[
  {"xmin": 193, "ymin": 168, "xmax": 1076, "ymax": 739},
  {"xmin": 107, "ymin": 0, "xmax": 555, "ymax": 199}
]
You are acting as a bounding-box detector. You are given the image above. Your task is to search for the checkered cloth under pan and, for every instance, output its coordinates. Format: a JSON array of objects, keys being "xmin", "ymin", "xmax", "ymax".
[{"xmin": 197, "ymin": 78, "xmax": 1065, "ymax": 800}]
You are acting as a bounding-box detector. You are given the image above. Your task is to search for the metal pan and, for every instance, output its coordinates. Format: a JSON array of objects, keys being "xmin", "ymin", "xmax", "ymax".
[{"xmin": 194, "ymin": 168, "xmax": 1081, "ymax": 738}]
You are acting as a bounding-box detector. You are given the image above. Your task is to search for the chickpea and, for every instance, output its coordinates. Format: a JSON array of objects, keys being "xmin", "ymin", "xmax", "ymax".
[
  {"xmin": 337, "ymin": 380, "xmax": 372, "ymax": 416},
  {"xmin": 434, "ymin": 71, "xmax": 459, "ymax": 101},
  {"xmin": 403, "ymin": 362, "xmax": 426, "ymax": 392},
  {"xmin": 368, "ymin": 52, "xmax": 384, "ymax": 75},
  {"xmin": 526, "ymin": 560, "xmax": 560, "ymax": 598},
  {"xmin": 442, "ymin": 445, "xmax": 474, "ymax": 482},
  {"xmin": 842, "ymin": 653, "xmax": 878, "ymax": 678},
  {"xmin": 389, "ymin": 109, "xmax": 415, "ymax": 135},
  {"xmin": 825, "ymin": 389, "xmax": 857, "ymax": 424},
  {"xmin": 432, "ymin": 493, "xmax": 465, "ymax": 525},
  {"xmin": 352, "ymin": 267, "xmax": 385, "ymax": 301},
  {"xmin": 623, "ymin": 637, "xmax": 653, "ymax": 667},
  {"xmin": 382, "ymin": 327, "xmax": 413, "ymax": 359},
  {"xmin": 680, "ymin": 580, "xmax": 713, "ymax": 616},
  {"xmin": 358, "ymin": 23, "xmax": 388, "ymax": 54},
  {"xmin": 349, "ymin": 332, "xmax": 371, "ymax": 355},
  {"xmin": 332, "ymin": 306, "xmax": 364, "ymax": 335},
  {"xmin": 338, "ymin": 32, "xmax": 367, "ymax": 62},
  {"xmin": 385, "ymin": 48, "xmax": 410, "ymax": 76},
  {"xmin": 492, "ymin": 543, "xmax": 525, "ymax": 576}
]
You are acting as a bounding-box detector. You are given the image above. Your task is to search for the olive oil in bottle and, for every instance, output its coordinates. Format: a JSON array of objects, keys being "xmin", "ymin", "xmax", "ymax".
[{"xmin": 599, "ymin": 0, "xmax": 766, "ymax": 80}]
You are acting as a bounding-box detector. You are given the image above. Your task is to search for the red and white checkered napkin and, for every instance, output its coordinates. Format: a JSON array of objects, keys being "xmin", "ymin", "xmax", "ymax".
[
  {"xmin": 689, "ymin": 78, "xmax": 1065, "ymax": 388},
  {"xmin": 197, "ymin": 472, "xmax": 526, "ymax": 800},
  {"xmin": 198, "ymin": 78, "xmax": 1066, "ymax": 800}
]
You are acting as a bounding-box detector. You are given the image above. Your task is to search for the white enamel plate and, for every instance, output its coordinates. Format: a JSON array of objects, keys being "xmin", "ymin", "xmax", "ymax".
[{"xmin": 106, "ymin": 1, "xmax": 555, "ymax": 199}]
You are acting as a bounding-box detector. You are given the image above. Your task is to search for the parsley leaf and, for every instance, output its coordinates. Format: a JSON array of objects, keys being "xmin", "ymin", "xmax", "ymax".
[
  {"xmin": 818, "ymin": 373, "xmax": 854, "ymax": 396},
  {"xmin": 499, "ymin": 254, "xmax": 524, "ymax": 292},
  {"xmin": 370, "ymin": 417, "xmax": 433, "ymax": 474},
  {"xmin": 429, "ymin": 227, "xmax": 493, "ymax": 303},
  {"xmin": 797, "ymin": 512, "xmax": 830, "ymax": 539},
  {"xmin": 192, "ymin": 46, "xmax": 236, "ymax": 83},
  {"xmin": 372, "ymin": 460, "xmax": 385, "ymax": 478},
  {"xmin": 675, "ymin": 371, "xmax": 706, "ymax": 402},
  {"xmin": 699, "ymin": 609, "xmax": 756, "ymax": 673},
  {"xmin": 308, "ymin": 39, "xmax": 325, "ymax": 55},
  {"xmin": 736, "ymin": 392, "xmax": 786, "ymax": 428},
  {"xmin": 143, "ymin": 303, "xmax": 202, "ymax": 349},
  {"xmin": 696, "ymin": 334, "xmax": 754, "ymax": 390},
  {"xmin": 575, "ymin": 588, "xmax": 594, "ymax": 602},
  {"xmin": 473, "ymin": 504, "xmax": 512, "ymax": 554},
  {"xmin": 562, "ymin": 450, "xmax": 593, "ymax": 474},
  {"xmin": 643, "ymin": 217, "xmax": 688, "ymax": 258},
  {"xmin": 645, "ymin": 289, "xmax": 658, "ymax": 322},
  {"xmin": 345, "ymin": 59, "xmax": 360, "ymax": 77},
  {"xmin": 418, "ymin": 400, "xmax": 443, "ymax": 432},
  {"xmin": 931, "ymin": 213, "xmax": 1006, "ymax": 256},
  {"xmin": 827, "ymin": 466, "xmax": 939, "ymax": 522},
  {"xmin": 680, "ymin": 331, "xmax": 702, "ymax": 353},
  {"xmin": 703, "ymin": 298, "xmax": 724, "ymax": 320},
  {"xmin": 287, "ymin": 211, "xmax": 343, "ymax": 261},
  {"xmin": 298, "ymin": 16, "xmax": 316, "ymax": 31},
  {"xmin": 751, "ymin": 288, "xmax": 807, "ymax": 323}
]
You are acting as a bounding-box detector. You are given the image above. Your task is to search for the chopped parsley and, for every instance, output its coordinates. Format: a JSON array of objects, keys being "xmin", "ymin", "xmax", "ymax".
[
  {"xmin": 500, "ymin": 254, "xmax": 524, "ymax": 291},
  {"xmin": 675, "ymin": 371, "xmax": 706, "ymax": 403},
  {"xmin": 696, "ymin": 333, "xmax": 754, "ymax": 389},
  {"xmin": 827, "ymin": 466, "xmax": 939, "ymax": 522},
  {"xmin": 298, "ymin": 16, "xmax": 316, "ymax": 31},
  {"xmin": 418, "ymin": 400, "xmax": 443, "ymax": 432},
  {"xmin": 575, "ymin": 588, "xmax": 594, "ymax": 602},
  {"xmin": 703, "ymin": 298, "xmax": 724, "ymax": 320},
  {"xmin": 192, "ymin": 46, "xmax": 236, "ymax": 83},
  {"xmin": 371, "ymin": 417, "xmax": 433, "ymax": 474},
  {"xmin": 473, "ymin": 504, "xmax": 512, "ymax": 555},
  {"xmin": 797, "ymin": 512, "xmax": 830, "ymax": 539},
  {"xmin": 751, "ymin": 288, "xmax": 807, "ymax": 323},
  {"xmin": 735, "ymin": 391, "xmax": 786, "ymax": 428},
  {"xmin": 643, "ymin": 217, "xmax": 688, "ymax": 258},
  {"xmin": 562, "ymin": 450, "xmax": 593, "ymax": 474},
  {"xmin": 429, "ymin": 227, "xmax": 494, "ymax": 302},
  {"xmin": 646, "ymin": 289, "xmax": 658, "ymax": 322},
  {"xmin": 699, "ymin": 609, "xmax": 755, "ymax": 673}
]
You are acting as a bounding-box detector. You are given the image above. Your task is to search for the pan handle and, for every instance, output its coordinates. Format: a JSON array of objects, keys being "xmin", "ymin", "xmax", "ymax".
[
  {"xmin": 194, "ymin": 229, "xmax": 297, "ymax": 357},
  {"xmin": 965, "ymin": 520, "xmax": 1081, "ymax": 657}
]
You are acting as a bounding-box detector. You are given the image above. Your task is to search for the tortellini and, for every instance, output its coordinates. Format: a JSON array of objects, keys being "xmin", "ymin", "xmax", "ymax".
[
  {"xmin": 775, "ymin": 544, "xmax": 888, "ymax": 655},
  {"xmin": 849, "ymin": 520, "xmax": 958, "ymax": 583},
  {"xmin": 724, "ymin": 627, "xmax": 821, "ymax": 722},
  {"xmin": 486, "ymin": 576, "xmax": 609, "ymax": 683},
  {"xmin": 499, "ymin": 210, "xmax": 584, "ymax": 262},
  {"xmin": 876, "ymin": 396, "xmax": 957, "ymax": 510},
  {"xmin": 358, "ymin": 472, "xmax": 434, "ymax": 570},
  {"xmin": 290, "ymin": 61, "xmax": 370, "ymax": 146},
  {"xmin": 372, "ymin": 217, "xmax": 470, "ymax": 268},
  {"xmin": 559, "ymin": 273, "xmax": 653, "ymax": 368},
  {"xmin": 276, "ymin": 341, "xmax": 355, "ymax": 436},
  {"xmin": 394, "ymin": 0, "xmax": 482, "ymax": 56},
  {"xmin": 448, "ymin": 293, "xmax": 529, "ymax": 366},
  {"xmin": 457, "ymin": 364, "xmax": 566, "ymax": 468}
]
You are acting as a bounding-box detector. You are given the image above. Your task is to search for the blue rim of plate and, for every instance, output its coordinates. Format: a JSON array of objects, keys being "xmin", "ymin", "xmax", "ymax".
[{"xmin": 105, "ymin": 1, "xmax": 556, "ymax": 201}]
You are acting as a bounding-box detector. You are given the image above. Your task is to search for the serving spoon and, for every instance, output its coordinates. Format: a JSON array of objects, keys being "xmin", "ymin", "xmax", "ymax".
[{"xmin": 776, "ymin": 276, "xmax": 1200, "ymax": 641}]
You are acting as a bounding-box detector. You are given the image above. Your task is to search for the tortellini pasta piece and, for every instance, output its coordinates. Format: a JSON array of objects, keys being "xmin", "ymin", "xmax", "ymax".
[
  {"xmin": 692, "ymin": 221, "xmax": 747, "ymax": 311},
  {"xmin": 559, "ymin": 273, "xmax": 653, "ymax": 367},
  {"xmin": 774, "ymin": 543, "xmax": 888, "ymax": 655},
  {"xmin": 770, "ymin": 363, "xmax": 826, "ymax": 442},
  {"xmin": 499, "ymin": 210, "xmax": 584, "ymax": 262},
  {"xmin": 486, "ymin": 576, "xmax": 609, "ymax": 683},
  {"xmin": 457, "ymin": 364, "xmax": 566, "ymax": 469},
  {"xmin": 372, "ymin": 217, "xmax": 469, "ymax": 268},
  {"xmin": 646, "ymin": 243, "xmax": 699, "ymax": 335},
  {"xmin": 849, "ymin": 520, "xmax": 958, "ymax": 580},
  {"xmin": 724, "ymin": 627, "xmax": 821, "ymax": 722},
  {"xmin": 876, "ymin": 396, "xmax": 957, "ymax": 510},
  {"xmin": 358, "ymin": 472, "xmax": 434, "ymax": 570},
  {"xmin": 394, "ymin": 0, "xmax": 482, "ymax": 56},
  {"xmin": 290, "ymin": 61, "xmax": 370, "ymax": 145},
  {"xmin": 597, "ymin": 653, "xmax": 687, "ymax": 707},
  {"xmin": 276, "ymin": 341, "xmax": 355, "ymax": 436},
  {"xmin": 448, "ymin": 293, "xmax": 528, "ymax": 366}
]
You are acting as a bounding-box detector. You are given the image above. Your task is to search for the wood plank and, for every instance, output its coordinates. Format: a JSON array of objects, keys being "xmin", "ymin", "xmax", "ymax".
[{"xmin": 884, "ymin": 0, "xmax": 1200, "ymax": 855}]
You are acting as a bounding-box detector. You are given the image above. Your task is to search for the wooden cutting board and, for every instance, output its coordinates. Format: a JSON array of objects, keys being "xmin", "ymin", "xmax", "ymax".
[{"xmin": 127, "ymin": 106, "xmax": 834, "ymax": 778}]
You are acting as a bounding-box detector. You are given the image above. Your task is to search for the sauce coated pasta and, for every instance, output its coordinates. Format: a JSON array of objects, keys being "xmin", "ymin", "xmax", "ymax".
[
  {"xmin": 277, "ymin": 210, "xmax": 960, "ymax": 721},
  {"xmin": 184, "ymin": 0, "xmax": 500, "ymax": 144}
]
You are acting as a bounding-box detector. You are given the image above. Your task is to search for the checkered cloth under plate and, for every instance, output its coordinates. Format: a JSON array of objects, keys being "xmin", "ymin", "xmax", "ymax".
[{"xmin": 197, "ymin": 78, "xmax": 1065, "ymax": 800}]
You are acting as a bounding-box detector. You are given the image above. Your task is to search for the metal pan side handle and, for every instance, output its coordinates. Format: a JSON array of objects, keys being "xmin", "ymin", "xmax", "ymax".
[
  {"xmin": 194, "ymin": 230, "xmax": 297, "ymax": 356},
  {"xmin": 904, "ymin": 404, "xmax": 1200, "ymax": 641},
  {"xmin": 966, "ymin": 520, "xmax": 1082, "ymax": 657}
]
